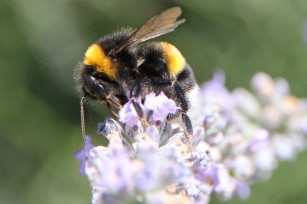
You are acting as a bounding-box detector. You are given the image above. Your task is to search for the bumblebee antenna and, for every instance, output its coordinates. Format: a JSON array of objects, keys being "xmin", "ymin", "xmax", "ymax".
[{"xmin": 80, "ymin": 96, "xmax": 87, "ymax": 140}]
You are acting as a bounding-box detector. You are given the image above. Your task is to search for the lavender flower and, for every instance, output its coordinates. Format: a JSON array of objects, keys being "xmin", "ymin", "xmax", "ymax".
[
  {"xmin": 75, "ymin": 135, "xmax": 95, "ymax": 174},
  {"xmin": 118, "ymin": 92, "xmax": 179, "ymax": 136},
  {"xmin": 76, "ymin": 72, "xmax": 307, "ymax": 203}
]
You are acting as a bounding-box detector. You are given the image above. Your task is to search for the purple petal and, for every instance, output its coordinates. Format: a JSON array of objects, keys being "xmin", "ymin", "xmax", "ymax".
[
  {"xmin": 143, "ymin": 92, "xmax": 158, "ymax": 111},
  {"xmin": 119, "ymin": 100, "xmax": 143, "ymax": 128},
  {"xmin": 248, "ymin": 129, "xmax": 269, "ymax": 153},
  {"xmin": 236, "ymin": 181, "xmax": 251, "ymax": 200},
  {"xmin": 201, "ymin": 70, "xmax": 233, "ymax": 109},
  {"xmin": 75, "ymin": 135, "xmax": 95, "ymax": 174},
  {"xmin": 145, "ymin": 92, "xmax": 179, "ymax": 121}
]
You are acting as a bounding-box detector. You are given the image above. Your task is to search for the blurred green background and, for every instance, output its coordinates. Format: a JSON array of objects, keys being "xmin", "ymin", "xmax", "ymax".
[{"xmin": 1, "ymin": 0, "xmax": 307, "ymax": 203}]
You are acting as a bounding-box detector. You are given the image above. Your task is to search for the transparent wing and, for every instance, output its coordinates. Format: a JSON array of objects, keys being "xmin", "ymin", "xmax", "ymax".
[{"xmin": 108, "ymin": 6, "xmax": 185, "ymax": 56}]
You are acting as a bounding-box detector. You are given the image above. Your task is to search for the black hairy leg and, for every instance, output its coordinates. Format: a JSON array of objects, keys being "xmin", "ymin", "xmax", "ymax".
[
  {"xmin": 130, "ymin": 79, "xmax": 149, "ymax": 127},
  {"xmin": 83, "ymin": 74, "xmax": 122, "ymax": 118},
  {"xmin": 153, "ymin": 78, "xmax": 194, "ymax": 154}
]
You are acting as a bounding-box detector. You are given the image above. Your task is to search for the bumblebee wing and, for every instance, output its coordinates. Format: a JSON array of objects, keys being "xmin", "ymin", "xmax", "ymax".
[
  {"xmin": 128, "ymin": 7, "xmax": 185, "ymax": 44},
  {"xmin": 108, "ymin": 6, "xmax": 185, "ymax": 56}
]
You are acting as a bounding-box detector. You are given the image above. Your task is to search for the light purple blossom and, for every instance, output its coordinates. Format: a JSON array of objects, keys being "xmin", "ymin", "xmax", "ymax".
[
  {"xmin": 144, "ymin": 92, "xmax": 179, "ymax": 121},
  {"xmin": 118, "ymin": 92, "xmax": 179, "ymax": 133},
  {"xmin": 247, "ymin": 129, "xmax": 270, "ymax": 153},
  {"xmin": 75, "ymin": 135, "xmax": 95, "ymax": 174},
  {"xmin": 236, "ymin": 181, "xmax": 251, "ymax": 200},
  {"xmin": 200, "ymin": 69, "xmax": 234, "ymax": 110},
  {"xmin": 119, "ymin": 98, "xmax": 143, "ymax": 129},
  {"xmin": 272, "ymin": 134, "xmax": 298, "ymax": 161},
  {"xmin": 90, "ymin": 147, "xmax": 134, "ymax": 193}
]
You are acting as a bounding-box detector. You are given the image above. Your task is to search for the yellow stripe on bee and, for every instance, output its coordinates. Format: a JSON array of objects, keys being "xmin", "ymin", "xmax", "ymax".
[
  {"xmin": 83, "ymin": 44, "xmax": 117, "ymax": 80},
  {"xmin": 160, "ymin": 42, "xmax": 186, "ymax": 77}
]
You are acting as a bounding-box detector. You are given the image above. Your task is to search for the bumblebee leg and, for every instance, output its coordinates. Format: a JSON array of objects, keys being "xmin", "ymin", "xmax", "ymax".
[
  {"xmin": 153, "ymin": 78, "xmax": 193, "ymax": 152},
  {"xmin": 101, "ymin": 100, "xmax": 119, "ymax": 118},
  {"xmin": 130, "ymin": 79, "xmax": 148, "ymax": 127},
  {"xmin": 84, "ymin": 75, "xmax": 123, "ymax": 110},
  {"xmin": 182, "ymin": 112, "xmax": 193, "ymax": 158},
  {"xmin": 173, "ymin": 83, "xmax": 193, "ymax": 156},
  {"xmin": 96, "ymin": 87, "xmax": 121, "ymax": 117},
  {"xmin": 166, "ymin": 111, "xmax": 181, "ymax": 120},
  {"xmin": 106, "ymin": 96, "xmax": 122, "ymax": 110},
  {"xmin": 181, "ymin": 112, "xmax": 193, "ymax": 139},
  {"xmin": 94, "ymin": 83, "xmax": 123, "ymax": 110}
]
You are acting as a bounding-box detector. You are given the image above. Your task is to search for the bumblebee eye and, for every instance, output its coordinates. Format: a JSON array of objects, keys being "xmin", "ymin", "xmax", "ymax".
[
  {"xmin": 83, "ymin": 44, "xmax": 117, "ymax": 80},
  {"xmin": 82, "ymin": 76, "xmax": 100, "ymax": 100},
  {"xmin": 160, "ymin": 42, "xmax": 186, "ymax": 77}
]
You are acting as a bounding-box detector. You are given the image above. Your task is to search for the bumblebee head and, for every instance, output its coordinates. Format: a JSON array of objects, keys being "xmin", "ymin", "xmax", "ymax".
[
  {"xmin": 160, "ymin": 42, "xmax": 186, "ymax": 77},
  {"xmin": 83, "ymin": 44, "xmax": 117, "ymax": 80}
]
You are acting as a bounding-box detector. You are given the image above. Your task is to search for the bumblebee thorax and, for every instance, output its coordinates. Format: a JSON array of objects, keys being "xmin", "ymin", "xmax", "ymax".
[{"xmin": 83, "ymin": 44, "xmax": 118, "ymax": 80}]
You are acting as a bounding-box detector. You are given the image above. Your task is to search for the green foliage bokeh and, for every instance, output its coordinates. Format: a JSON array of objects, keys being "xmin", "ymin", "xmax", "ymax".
[{"xmin": 1, "ymin": 0, "xmax": 307, "ymax": 203}]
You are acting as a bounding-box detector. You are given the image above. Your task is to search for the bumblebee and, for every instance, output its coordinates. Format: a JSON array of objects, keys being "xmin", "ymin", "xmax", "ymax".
[{"xmin": 77, "ymin": 7, "xmax": 197, "ymax": 144}]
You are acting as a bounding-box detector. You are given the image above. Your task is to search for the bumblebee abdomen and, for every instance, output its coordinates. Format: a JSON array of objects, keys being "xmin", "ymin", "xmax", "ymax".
[{"xmin": 176, "ymin": 64, "xmax": 196, "ymax": 92}]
